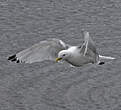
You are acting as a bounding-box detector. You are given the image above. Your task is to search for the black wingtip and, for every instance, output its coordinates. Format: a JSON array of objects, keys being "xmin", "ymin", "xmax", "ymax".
[
  {"xmin": 16, "ymin": 60, "xmax": 20, "ymax": 63},
  {"xmin": 8, "ymin": 54, "xmax": 16, "ymax": 60},
  {"xmin": 98, "ymin": 62, "xmax": 105, "ymax": 65},
  {"xmin": 8, "ymin": 54, "xmax": 20, "ymax": 63}
]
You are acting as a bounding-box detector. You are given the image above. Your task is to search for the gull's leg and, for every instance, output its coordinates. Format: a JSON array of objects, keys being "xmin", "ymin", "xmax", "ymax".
[{"xmin": 96, "ymin": 60, "xmax": 105, "ymax": 65}]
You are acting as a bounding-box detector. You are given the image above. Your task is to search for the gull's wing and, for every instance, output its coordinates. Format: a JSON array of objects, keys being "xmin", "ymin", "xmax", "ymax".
[
  {"xmin": 79, "ymin": 31, "xmax": 99, "ymax": 63},
  {"xmin": 8, "ymin": 38, "xmax": 70, "ymax": 63}
]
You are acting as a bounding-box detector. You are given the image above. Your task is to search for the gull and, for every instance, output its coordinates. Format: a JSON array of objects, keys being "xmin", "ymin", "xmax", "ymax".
[{"xmin": 8, "ymin": 31, "xmax": 115, "ymax": 66}]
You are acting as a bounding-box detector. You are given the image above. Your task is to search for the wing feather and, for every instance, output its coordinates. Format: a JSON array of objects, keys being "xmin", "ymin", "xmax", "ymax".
[
  {"xmin": 8, "ymin": 38, "xmax": 69, "ymax": 63},
  {"xmin": 79, "ymin": 31, "xmax": 99, "ymax": 63}
]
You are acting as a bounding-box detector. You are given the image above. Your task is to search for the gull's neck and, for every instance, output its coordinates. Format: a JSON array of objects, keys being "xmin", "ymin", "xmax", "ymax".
[{"xmin": 67, "ymin": 46, "xmax": 78, "ymax": 53}]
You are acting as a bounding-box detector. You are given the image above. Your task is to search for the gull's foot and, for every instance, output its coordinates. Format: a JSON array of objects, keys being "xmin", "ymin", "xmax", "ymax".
[{"xmin": 98, "ymin": 61, "xmax": 105, "ymax": 65}]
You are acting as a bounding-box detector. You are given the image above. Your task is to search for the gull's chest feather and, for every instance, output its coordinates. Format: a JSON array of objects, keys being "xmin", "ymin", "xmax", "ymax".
[{"xmin": 66, "ymin": 46, "xmax": 92, "ymax": 66}]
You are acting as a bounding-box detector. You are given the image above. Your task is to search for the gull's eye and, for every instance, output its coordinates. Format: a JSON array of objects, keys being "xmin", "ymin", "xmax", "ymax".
[{"xmin": 63, "ymin": 54, "xmax": 66, "ymax": 56}]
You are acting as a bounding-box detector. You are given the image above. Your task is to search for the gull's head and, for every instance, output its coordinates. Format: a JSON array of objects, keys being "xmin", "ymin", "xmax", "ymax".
[{"xmin": 56, "ymin": 50, "xmax": 71, "ymax": 62}]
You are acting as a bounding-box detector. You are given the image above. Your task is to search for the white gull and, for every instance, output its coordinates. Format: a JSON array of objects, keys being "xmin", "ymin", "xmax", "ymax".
[{"xmin": 8, "ymin": 31, "xmax": 115, "ymax": 66}]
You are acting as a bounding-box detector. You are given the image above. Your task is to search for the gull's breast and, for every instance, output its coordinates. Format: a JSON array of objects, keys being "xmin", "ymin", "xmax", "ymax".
[
  {"xmin": 66, "ymin": 46, "xmax": 95, "ymax": 66},
  {"xmin": 67, "ymin": 54, "xmax": 94, "ymax": 67}
]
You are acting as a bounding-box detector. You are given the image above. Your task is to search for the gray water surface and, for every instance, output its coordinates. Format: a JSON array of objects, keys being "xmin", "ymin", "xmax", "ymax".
[{"xmin": 0, "ymin": 0, "xmax": 121, "ymax": 110}]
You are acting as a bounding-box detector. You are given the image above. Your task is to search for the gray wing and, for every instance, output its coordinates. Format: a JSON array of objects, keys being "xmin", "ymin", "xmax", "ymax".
[
  {"xmin": 79, "ymin": 31, "xmax": 99, "ymax": 63},
  {"xmin": 8, "ymin": 38, "xmax": 70, "ymax": 63}
]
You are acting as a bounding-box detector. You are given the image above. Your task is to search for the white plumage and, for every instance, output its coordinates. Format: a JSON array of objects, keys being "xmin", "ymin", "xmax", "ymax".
[{"xmin": 8, "ymin": 31, "xmax": 115, "ymax": 66}]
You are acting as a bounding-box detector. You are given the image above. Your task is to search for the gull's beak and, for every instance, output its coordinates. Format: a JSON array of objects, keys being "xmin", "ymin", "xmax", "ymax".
[{"xmin": 56, "ymin": 57, "xmax": 62, "ymax": 62}]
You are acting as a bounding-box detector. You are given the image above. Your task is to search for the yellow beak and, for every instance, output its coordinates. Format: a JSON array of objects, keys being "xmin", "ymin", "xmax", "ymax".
[{"xmin": 56, "ymin": 57, "xmax": 62, "ymax": 62}]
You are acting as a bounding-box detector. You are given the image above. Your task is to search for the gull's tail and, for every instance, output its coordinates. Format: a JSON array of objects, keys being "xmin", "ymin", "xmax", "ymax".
[
  {"xmin": 97, "ymin": 55, "xmax": 115, "ymax": 65},
  {"xmin": 99, "ymin": 55, "xmax": 116, "ymax": 60}
]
